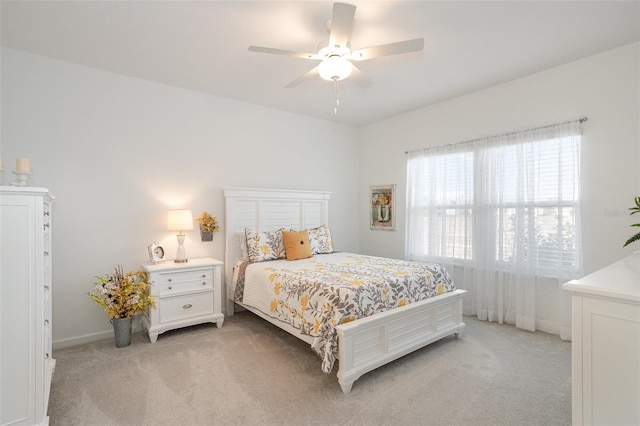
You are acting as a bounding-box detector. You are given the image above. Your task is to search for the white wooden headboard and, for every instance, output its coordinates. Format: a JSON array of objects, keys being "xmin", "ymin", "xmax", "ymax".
[{"xmin": 223, "ymin": 187, "xmax": 331, "ymax": 313}]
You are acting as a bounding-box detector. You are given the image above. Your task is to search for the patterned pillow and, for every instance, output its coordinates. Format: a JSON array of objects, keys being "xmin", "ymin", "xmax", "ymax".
[
  {"xmin": 307, "ymin": 225, "xmax": 334, "ymax": 254},
  {"xmin": 244, "ymin": 228, "xmax": 286, "ymax": 262}
]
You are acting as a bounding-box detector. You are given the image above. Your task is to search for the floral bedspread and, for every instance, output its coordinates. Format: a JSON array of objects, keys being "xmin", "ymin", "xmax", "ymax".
[{"xmin": 234, "ymin": 252, "xmax": 455, "ymax": 373}]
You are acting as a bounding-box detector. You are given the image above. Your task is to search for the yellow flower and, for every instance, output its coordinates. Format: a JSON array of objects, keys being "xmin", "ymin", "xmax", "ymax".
[
  {"xmin": 342, "ymin": 316, "xmax": 356, "ymax": 324},
  {"xmin": 269, "ymin": 272, "xmax": 277, "ymax": 282},
  {"xmin": 398, "ymin": 298, "xmax": 407, "ymax": 307},
  {"xmin": 274, "ymin": 281, "xmax": 281, "ymax": 295},
  {"xmin": 88, "ymin": 266, "xmax": 156, "ymax": 319},
  {"xmin": 195, "ymin": 211, "xmax": 220, "ymax": 233},
  {"xmin": 348, "ymin": 279, "xmax": 363, "ymax": 286},
  {"xmin": 437, "ymin": 284, "xmax": 445, "ymax": 295},
  {"xmin": 259, "ymin": 245, "xmax": 271, "ymax": 255},
  {"xmin": 314, "ymin": 319, "xmax": 321, "ymax": 334},
  {"xmin": 375, "ymin": 192, "xmax": 392, "ymax": 206},
  {"xmin": 300, "ymin": 294, "xmax": 309, "ymax": 312},
  {"xmin": 270, "ymin": 300, "xmax": 277, "ymax": 312}
]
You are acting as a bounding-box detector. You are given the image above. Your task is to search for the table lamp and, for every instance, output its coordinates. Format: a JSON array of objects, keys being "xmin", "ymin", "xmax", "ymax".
[{"xmin": 167, "ymin": 209, "xmax": 193, "ymax": 263}]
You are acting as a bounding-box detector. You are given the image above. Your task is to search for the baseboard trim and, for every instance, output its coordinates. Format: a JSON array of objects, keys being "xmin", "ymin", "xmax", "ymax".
[
  {"xmin": 53, "ymin": 330, "xmax": 112, "ymax": 350},
  {"xmin": 52, "ymin": 321, "xmax": 147, "ymax": 350}
]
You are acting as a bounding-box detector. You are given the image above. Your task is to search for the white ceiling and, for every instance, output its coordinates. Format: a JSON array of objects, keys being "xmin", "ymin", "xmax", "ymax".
[{"xmin": 2, "ymin": 1, "xmax": 639, "ymax": 127}]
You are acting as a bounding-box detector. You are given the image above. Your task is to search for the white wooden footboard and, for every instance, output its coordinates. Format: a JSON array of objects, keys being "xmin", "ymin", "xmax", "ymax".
[{"xmin": 335, "ymin": 289, "xmax": 466, "ymax": 393}]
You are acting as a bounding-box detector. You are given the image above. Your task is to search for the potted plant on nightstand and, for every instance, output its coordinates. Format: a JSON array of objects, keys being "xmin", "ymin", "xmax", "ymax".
[
  {"xmin": 89, "ymin": 266, "xmax": 156, "ymax": 347},
  {"xmin": 195, "ymin": 211, "xmax": 220, "ymax": 241},
  {"xmin": 623, "ymin": 196, "xmax": 640, "ymax": 248}
]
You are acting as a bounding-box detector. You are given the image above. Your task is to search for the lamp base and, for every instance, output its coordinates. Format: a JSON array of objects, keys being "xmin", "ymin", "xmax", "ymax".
[{"xmin": 175, "ymin": 233, "xmax": 188, "ymax": 263}]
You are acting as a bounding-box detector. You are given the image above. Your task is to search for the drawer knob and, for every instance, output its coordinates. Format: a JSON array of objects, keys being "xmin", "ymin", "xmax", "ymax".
[
  {"xmin": 168, "ymin": 286, "xmax": 172, "ymax": 290},
  {"xmin": 202, "ymin": 274, "xmax": 206, "ymax": 278},
  {"xmin": 168, "ymin": 278, "xmax": 172, "ymax": 282},
  {"xmin": 45, "ymin": 353, "xmax": 49, "ymax": 359},
  {"xmin": 183, "ymin": 304, "xmax": 192, "ymax": 309},
  {"xmin": 202, "ymin": 282, "xmax": 206, "ymax": 285},
  {"xmin": 44, "ymin": 319, "xmax": 49, "ymax": 325}
]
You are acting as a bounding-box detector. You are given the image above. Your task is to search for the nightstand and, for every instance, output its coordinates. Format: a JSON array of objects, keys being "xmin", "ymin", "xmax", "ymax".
[{"xmin": 141, "ymin": 257, "xmax": 224, "ymax": 343}]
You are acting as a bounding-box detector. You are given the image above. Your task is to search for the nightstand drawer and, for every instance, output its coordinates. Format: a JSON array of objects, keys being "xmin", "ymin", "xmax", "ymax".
[
  {"xmin": 160, "ymin": 292, "xmax": 214, "ymax": 323},
  {"xmin": 159, "ymin": 270, "xmax": 213, "ymax": 296}
]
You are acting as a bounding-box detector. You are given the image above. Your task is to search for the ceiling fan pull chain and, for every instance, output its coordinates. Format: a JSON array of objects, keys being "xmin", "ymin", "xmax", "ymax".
[{"xmin": 334, "ymin": 79, "xmax": 340, "ymax": 115}]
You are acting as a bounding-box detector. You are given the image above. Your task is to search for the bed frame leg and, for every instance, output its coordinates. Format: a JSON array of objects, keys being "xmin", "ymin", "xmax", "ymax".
[{"xmin": 338, "ymin": 378, "xmax": 354, "ymax": 393}]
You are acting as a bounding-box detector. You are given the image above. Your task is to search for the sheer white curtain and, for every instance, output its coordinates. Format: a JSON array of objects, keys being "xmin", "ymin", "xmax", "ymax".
[{"xmin": 406, "ymin": 120, "xmax": 582, "ymax": 338}]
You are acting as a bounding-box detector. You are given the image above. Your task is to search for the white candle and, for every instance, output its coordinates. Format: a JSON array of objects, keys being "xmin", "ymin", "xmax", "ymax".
[{"xmin": 16, "ymin": 158, "xmax": 30, "ymax": 173}]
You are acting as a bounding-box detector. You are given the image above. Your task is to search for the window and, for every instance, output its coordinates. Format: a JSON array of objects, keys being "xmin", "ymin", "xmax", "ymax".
[
  {"xmin": 408, "ymin": 150, "xmax": 473, "ymax": 261},
  {"xmin": 406, "ymin": 121, "xmax": 582, "ymax": 278}
]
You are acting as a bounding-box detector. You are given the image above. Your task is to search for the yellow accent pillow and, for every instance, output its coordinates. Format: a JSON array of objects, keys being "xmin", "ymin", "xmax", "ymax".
[{"xmin": 282, "ymin": 230, "xmax": 313, "ymax": 261}]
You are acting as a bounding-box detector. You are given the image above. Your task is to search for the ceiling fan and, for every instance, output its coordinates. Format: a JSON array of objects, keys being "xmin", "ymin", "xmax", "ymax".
[{"xmin": 248, "ymin": 2, "xmax": 424, "ymax": 90}]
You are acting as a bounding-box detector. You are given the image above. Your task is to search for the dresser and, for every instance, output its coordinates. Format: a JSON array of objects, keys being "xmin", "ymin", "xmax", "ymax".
[
  {"xmin": 0, "ymin": 187, "xmax": 54, "ymax": 426},
  {"xmin": 141, "ymin": 258, "xmax": 224, "ymax": 343},
  {"xmin": 563, "ymin": 251, "xmax": 640, "ymax": 426}
]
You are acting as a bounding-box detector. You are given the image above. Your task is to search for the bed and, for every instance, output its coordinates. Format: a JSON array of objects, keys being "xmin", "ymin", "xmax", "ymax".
[{"xmin": 224, "ymin": 187, "xmax": 466, "ymax": 393}]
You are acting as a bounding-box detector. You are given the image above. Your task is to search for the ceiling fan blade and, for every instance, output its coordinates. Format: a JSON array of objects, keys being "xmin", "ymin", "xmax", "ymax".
[
  {"xmin": 329, "ymin": 2, "xmax": 356, "ymax": 49},
  {"xmin": 284, "ymin": 66, "xmax": 319, "ymax": 88},
  {"xmin": 351, "ymin": 38, "xmax": 424, "ymax": 61},
  {"xmin": 249, "ymin": 45, "xmax": 321, "ymax": 60},
  {"xmin": 350, "ymin": 64, "xmax": 372, "ymax": 88}
]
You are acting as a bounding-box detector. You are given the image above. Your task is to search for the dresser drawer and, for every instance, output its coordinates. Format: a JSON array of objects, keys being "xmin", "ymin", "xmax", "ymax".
[
  {"xmin": 159, "ymin": 292, "xmax": 214, "ymax": 323},
  {"xmin": 159, "ymin": 269, "xmax": 213, "ymax": 296}
]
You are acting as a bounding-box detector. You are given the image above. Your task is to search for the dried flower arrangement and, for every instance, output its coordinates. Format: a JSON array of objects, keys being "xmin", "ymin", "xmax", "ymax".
[
  {"xmin": 89, "ymin": 266, "xmax": 156, "ymax": 319},
  {"xmin": 196, "ymin": 211, "xmax": 220, "ymax": 234},
  {"xmin": 373, "ymin": 192, "xmax": 392, "ymax": 206}
]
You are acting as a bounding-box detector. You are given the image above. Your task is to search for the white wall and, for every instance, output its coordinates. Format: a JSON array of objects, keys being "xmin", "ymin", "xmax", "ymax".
[
  {"xmin": 0, "ymin": 48, "xmax": 361, "ymax": 347},
  {"xmin": 358, "ymin": 42, "xmax": 640, "ymax": 334},
  {"xmin": 359, "ymin": 42, "xmax": 640, "ymax": 273}
]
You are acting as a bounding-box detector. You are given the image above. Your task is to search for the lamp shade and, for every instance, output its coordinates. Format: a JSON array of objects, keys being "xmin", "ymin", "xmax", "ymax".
[
  {"xmin": 318, "ymin": 56, "xmax": 352, "ymax": 81},
  {"xmin": 167, "ymin": 209, "xmax": 194, "ymax": 232}
]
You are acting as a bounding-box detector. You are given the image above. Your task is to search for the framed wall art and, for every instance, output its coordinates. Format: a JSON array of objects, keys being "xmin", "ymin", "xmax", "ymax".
[{"xmin": 370, "ymin": 184, "xmax": 396, "ymax": 230}]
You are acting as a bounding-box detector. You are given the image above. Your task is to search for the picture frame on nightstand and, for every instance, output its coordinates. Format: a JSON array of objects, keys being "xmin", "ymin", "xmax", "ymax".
[{"xmin": 147, "ymin": 241, "xmax": 166, "ymax": 263}]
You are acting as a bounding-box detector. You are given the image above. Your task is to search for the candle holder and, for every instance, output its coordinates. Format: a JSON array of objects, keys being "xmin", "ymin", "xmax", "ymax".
[{"xmin": 12, "ymin": 171, "xmax": 30, "ymax": 187}]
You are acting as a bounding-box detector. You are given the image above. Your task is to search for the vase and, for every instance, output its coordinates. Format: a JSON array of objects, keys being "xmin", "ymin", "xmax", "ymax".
[
  {"xmin": 200, "ymin": 225, "xmax": 213, "ymax": 242},
  {"xmin": 381, "ymin": 205, "xmax": 390, "ymax": 222},
  {"xmin": 110, "ymin": 316, "xmax": 133, "ymax": 348}
]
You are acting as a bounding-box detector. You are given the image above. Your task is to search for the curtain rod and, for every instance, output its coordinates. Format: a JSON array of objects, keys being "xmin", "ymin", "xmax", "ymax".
[{"xmin": 404, "ymin": 116, "xmax": 588, "ymax": 155}]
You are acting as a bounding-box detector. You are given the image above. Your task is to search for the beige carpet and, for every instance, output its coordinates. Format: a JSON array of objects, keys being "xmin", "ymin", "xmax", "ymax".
[{"xmin": 48, "ymin": 312, "xmax": 571, "ymax": 426}]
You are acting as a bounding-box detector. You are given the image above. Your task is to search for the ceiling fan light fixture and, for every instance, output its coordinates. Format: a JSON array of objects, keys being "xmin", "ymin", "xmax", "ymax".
[{"xmin": 318, "ymin": 56, "xmax": 352, "ymax": 81}]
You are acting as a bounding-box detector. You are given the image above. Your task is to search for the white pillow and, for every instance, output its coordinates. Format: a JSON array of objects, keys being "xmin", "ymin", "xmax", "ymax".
[{"xmin": 238, "ymin": 233, "xmax": 249, "ymax": 261}]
